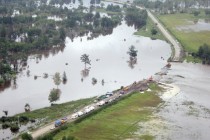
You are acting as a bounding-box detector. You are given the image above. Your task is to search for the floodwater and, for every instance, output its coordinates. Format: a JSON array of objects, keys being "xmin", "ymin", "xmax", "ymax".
[
  {"xmin": 176, "ymin": 19, "xmax": 210, "ymax": 32},
  {"xmin": 0, "ymin": 21, "xmax": 171, "ymax": 117},
  {"xmin": 141, "ymin": 63, "xmax": 210, "ymax": 140}
]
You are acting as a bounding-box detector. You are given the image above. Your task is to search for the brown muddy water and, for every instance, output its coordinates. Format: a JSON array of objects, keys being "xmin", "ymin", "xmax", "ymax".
[
  {"xmin": 140, "ymin": 63, "xmax": 210, "ymax": 140},
  {"xmin": 0, "ymin": 21, "xmax": 171, "ymax": 117}
]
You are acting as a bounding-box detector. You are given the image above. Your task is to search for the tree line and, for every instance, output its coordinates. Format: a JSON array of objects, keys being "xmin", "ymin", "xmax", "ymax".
[
  {"xmin": 134, "ymin": 0, "xmax": 210, "ymax": 14},
  {"xmin": 193, "ymin": 44, "xmax": 210, "ymax": 64},
  {"xmin": 125, "ymin": 6, "xmax": 147, "ymax": 29}
]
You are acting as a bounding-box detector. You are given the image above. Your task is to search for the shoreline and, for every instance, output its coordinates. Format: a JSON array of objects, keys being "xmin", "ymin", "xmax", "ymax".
[{"xmin": 158, "ymin": 83, "xmax": 180, "ymax": 101}]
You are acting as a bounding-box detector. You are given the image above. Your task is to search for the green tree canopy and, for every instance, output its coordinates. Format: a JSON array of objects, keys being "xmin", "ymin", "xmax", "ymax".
[{"xmin": 48, "ymin": 88, "xmax": 61, "ymax": 103}]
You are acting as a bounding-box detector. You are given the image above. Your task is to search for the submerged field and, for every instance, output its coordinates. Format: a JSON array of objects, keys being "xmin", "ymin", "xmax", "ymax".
[
  {"xmin": 157, "ymin": 12, "xmax": 210, "ymax": 53},
  {"xmin": 44, "ymin": 83, "xmax": 163, "ymax": 140}
]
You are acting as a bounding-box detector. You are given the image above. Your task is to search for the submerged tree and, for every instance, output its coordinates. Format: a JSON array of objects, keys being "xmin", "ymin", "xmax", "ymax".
[
  {"xmin": 127, "ymin": 45, "xmax": 138, "ymax": 69},
  {"xmin": 3, "ymin": 110, "xmax": 8, "ymax": 117},
  {"xmin": 48, "ymin": 88, "xmax": 61, "ymax": 103},
  {"xmin": 62, "ymin": 71, "xmax": 67, "ymax": 84},
  {"xmin": 127, "ymin": 45, "xmax": 138, "ymax": 58},
  {"xmin": 24, "ymin": 103, "xmax": 31, "ymax": 112},
  {"xmin": 53, "ymin": 72, "xmax": 61, "ymax": 89},
  {"xmin": 80, "ymin": 54, "xmax": 91, "ymax": 69}
]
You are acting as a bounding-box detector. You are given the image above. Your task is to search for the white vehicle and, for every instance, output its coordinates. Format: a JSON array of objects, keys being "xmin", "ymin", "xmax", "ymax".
[
  {"xmin": 71, "ymin": 113, "xmax": 78, "ymax": 119},
  {"xmin": 108, "ymin": 99, "xmax": 113, "ymax": 103},
  {"xmin": 84, "ymin": 108, "xmax": 91, "ymax": 114},
  {"xmin": 97, "ymin": 101, "xmax": 105, "ymax": 106},
  {"xmin": 77, "ymin": 111, "xmax": 84, "ymax": 117},
  {"xmin": 89, "ymin": 106, "xmax": 95, "ymax": 111},
  {"xmin": 50, "ymin": 126, "xmax": 55, "ymax": 130}
]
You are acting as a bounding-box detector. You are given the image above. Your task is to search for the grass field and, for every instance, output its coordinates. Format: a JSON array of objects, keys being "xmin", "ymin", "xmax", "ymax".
[
  {"xmin": 15, "ymin": 97, "xmax": 95, "ymax": 124},
  {"xmin": 157, "ymin": 12, "xmax": 210, "ymax": 53},
  {"xmin": 134, "ymin": 17, "xmax": 165, "ymax": 40},
  {"xmin": 51, "ymin": 83, "xmax": 162, "ymax": 140}
]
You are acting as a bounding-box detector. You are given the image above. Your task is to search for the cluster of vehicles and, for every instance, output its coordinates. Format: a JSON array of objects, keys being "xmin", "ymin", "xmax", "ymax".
[
  {"xmin": 71, "ymin": 105, "xmax": 95, "ymax": 119},
  {"xmin": 52, "ymin": 89, "xmax": 130, "ymax": 129}
]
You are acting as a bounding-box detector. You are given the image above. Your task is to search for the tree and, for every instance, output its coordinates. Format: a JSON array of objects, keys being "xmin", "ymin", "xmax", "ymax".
[
  {"xmin": 53, "ymin": 72, "xmax": 61, "ymax": 89},
  {"xmin": 0, "ymin": 26, "xmax": 6, "ymax": 38},
  {"xmin": 48, "ymin": 88, "xmax": 61, "ymax": 103},
  {"xmin": 21, "ymin": 132, "xmax": 33, "ymax": 140},
  {"xmin": 80, "ymin": 54, "xmax": 91, "ymax": 69},
  {"xmin": 151, "ymin": 28, "xmax": 158, "ymax": 35},
  {"xmin": 3, "ymin": 110, "xmax": 8, "ymax": 117},
  {"xmin": 63, "ymin": 71, "xmax": 67, "ymax": 83},
  {"xmin": 59, "ymin": 27, "xmax": 66, "ymax": 41},
  {"xmin": 127, "ymin": 45, "xmax": 138, "ymax": 58},
  {"xmin": 127, "ymin": 45, "xmax": 138, "ymax": 69},
  {"xmin": 24, "ymin": 103, "xmax": 31, "ymax": 112},
  {"xmin": 193, "ymin": 10, "xmax": 200, "ymax": 16}
]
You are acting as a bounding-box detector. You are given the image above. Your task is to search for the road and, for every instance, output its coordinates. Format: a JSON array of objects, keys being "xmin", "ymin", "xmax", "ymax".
[
  {"xmin": 145, "ymin": 9, "xmax": 182, "ymax": 62},
  {"xmin": 30, "ymin": 80, "xmax": 149, "ymax": 139},
  {"xmin": 106, "ymin": 0, "xmax": 182, "ymax": 61}
]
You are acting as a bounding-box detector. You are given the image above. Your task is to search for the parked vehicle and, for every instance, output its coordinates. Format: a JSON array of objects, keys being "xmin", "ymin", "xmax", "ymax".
[
  {"xmin": 77, "ymin": 111, "xmax": 84, "ymax": 117},
  {"xmin": 54, "ymin": 117, "xmax": 67, "ymax": 127},
  {"xmin": 106, "ymin": 92, "xmax": 113, "ymax": 96},
  {"xmin": 97, "ymin": 101, "xmax": 105, "ymax": 106},
  {"xmin": 71, "ymin": 113, "xmax": 78, "ymax": 119},
  {"xmin": 89, "ymin": 106, "xmax": 95, "ymax": 111}
]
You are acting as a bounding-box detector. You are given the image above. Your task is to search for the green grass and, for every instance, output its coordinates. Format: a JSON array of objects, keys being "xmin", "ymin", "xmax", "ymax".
[
  {"xmin": 15, "ymin": 97, "xmax": 95, "ymax": 124},
  {"xmin": 157, "ymin": 12, "xmax": 210, "ymax": 53},
  {"xmin": 185, "ymin": 55, "xmax": 202, "ymax": 63},
  {"xmin": 139, "ymin": 134, "xmax": 155, "ymax": 140},
  {"xmin": 52, "ymin": 84, "xmax": 162, "ymax": 140},
  {"xmin": 134, "ymin": 17, "xmax": 165, "ymax": 40}
]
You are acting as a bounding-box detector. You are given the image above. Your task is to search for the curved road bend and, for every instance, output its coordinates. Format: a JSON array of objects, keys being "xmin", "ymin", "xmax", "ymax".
[
  {"xmin": 105, "ymin": 0, "xmax": 182, "ymax": 61},
  {"xmin": 30, "ymin": 2, "xmax": 183, "ymax": 138}
]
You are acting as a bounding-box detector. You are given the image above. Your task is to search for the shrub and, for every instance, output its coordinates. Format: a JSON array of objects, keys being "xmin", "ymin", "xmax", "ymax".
[
  {"xmin": 10, "ymin": 124, "xmax": 19, "ymax": 133},
  {"xmin": 21, "ymin": 132, "xmax": 33, "ymax": 140}
]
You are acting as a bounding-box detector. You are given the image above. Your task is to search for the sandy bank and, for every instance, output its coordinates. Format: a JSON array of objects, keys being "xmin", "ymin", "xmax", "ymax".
[{"xmin": 158, "ymin": 83, "xmax": 180, "ymax": 100}]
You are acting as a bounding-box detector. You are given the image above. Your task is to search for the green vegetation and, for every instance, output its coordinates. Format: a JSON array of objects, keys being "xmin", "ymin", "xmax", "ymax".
[
  {"xmin": 193, "ymin": 44, "xmax": 210, "ymax": 64},
  {"xmin": 48, "ymin": 88, "xmax": 61, "ymax": 103},
  {"xmin": 0, "ymin": 0, "xmax": 123, "ymax": 86},
  {"xmin": 139, "ymin": 135, "xmax": 154, "ymax": 140},
  {"xmin": 185, "ymin": 55, "xmax": 201, "ymax": 63},
  {"xmin": 125, "ymin": 6, "xmax": 147, "ymax": 29},
  {"xmin": 40, "ymin": 83, "xmax": 162, "ymax": 140},
  {"xmin": 134, "ymin": 0, "xmax": 210, "ymax": 14},
  {"xmin": 15, "ymin": 97, "xmax": 95, "ymax": 123},
  {"xmin": 21, "ymin": 132, "xmax": 33, "ymax": 140},
  {"xmin": 134, "ymin": 18, "xmax": 165, "ymax": 40},
  {"xmin": 157, "ymin": 12, "xmax": 210, "ymax": 62}
]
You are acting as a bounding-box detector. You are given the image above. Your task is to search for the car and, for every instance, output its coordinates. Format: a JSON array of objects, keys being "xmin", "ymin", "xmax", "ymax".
[
  {"xmin": 108, "ymin": 99, "xmax": 113, "ymax": 103},
  {"xmin": 77, "ymin": 111, "xmax": 84, "ymax": 117},
  {"xmin": 97, "ymin": 101, "xmax": 105, "ymax": 106},
  {"xmin": 84, "ymin": 108, "xmax": 91, "ymax": 114},
  {"xmin": 106, "ymin": 92, "xmax": 113, "ymax": 96},
  {"xmin": 89, "ymin": 106, "xmax": 95, "ymax": 111},
  {"xmin": 71, "ymin": 113, "xmax": 78, "ymax": 119},
  {"xmin": 50, "ymin": 126, "xmax": 55, "ymax": 130}
]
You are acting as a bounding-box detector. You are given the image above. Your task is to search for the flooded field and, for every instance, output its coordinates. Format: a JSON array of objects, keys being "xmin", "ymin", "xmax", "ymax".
[
  {"xmin": 140, "ymin": 63, "xmax": 210, "ymax": 140},
  {"xmin": 0, "ymin": 21, "xmax": 171, "ymax": 116},
  {"xmin": 176, "ymin": 19, "xmax": 210, "ymax": 32}
]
